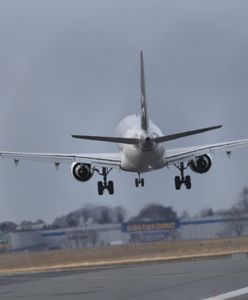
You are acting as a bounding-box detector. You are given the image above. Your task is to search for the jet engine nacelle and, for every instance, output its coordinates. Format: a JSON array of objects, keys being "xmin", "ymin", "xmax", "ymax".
[
  {"xmin": 188, "ymin": 154, "xmax": 212, "ymax": 174},
  {"xmin": 71, "ymin": 163, "xmax": 93, "ymax": 182}
]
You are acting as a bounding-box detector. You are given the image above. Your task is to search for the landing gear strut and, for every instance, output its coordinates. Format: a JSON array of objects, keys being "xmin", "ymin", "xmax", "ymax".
[
  {"xmin": 174, "ymin": 162, "xmax": 191, "ymax": 190},
  {"xmin": 95, "ymin": 167, "xmax": 114, "ymax": 195},
  {"xmin": 135, "ymin": 173, "xmax": 145, "ymax": 187}
]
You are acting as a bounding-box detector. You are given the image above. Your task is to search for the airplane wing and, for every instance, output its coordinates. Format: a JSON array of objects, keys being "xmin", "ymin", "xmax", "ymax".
[
  {"xmin": 166, "ymin": 138, "xmax": 248, "ymax": 164},
  {"xmin": 0, "ymin": 151, "xmax": 121, "ymax": 168}
]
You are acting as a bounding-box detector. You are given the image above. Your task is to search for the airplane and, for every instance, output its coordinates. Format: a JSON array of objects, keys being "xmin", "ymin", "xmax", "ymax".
[{"xmin": 1, "ymin": 51, "xmax": 248, "ymax": 195}]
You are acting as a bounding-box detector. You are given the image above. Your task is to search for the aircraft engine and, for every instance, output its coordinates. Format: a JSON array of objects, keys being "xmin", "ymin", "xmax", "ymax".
[
  {"xmin": 71, "ymin": 163, "xmax": 93, "ymax": 182},
  {"xmin": 188, "ymin": 154, "xmax": 212, "ymax": 174}
]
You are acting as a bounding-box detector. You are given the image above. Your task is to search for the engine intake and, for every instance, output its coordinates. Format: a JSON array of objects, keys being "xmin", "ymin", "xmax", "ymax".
[
  {"xmin": 188, "ymin": 154, "xmax": 212, "ymax": 174},
  {"xmin": 71, "ymin": 163, "xmax": 93, "ymax": 182}
]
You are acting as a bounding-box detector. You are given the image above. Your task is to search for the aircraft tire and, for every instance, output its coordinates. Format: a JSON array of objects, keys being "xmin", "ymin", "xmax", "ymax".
[
  {"xmin": 98, "ymin": 181, "xmax": 104, "ymax": 195},
  {"xmin": 135, "ymin": 178, "xmax": 139, "ymax": 187},
  {"xmin": 175, "ymin": 176, "xmax": 181, "ymax": 190},
  {"xmin": 185, "ymin": 175, "xmax": 192, "ymax": 190},
  {"xmin": 108, "ymin": 180, "xmax": 114, "ymax": 195}
]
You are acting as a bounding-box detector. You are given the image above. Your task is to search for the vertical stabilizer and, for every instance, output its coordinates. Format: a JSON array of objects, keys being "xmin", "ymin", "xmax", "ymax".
[{"xmin": 140, "ymin": 51, "xmax": 148, "ymax": 132}]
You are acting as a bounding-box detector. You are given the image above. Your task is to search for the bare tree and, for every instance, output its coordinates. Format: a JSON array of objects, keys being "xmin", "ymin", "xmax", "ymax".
[
  {"xmin": 221, "ymin": 187, "xmax": 248, "ymax": 237},
  {"xmin": 99, "ymin": 207, "xmax": 112, "ymax": 224},
  {"xmin": 237, "ymin": 187, "xmax": 248, "ymax": 213},
  {"xmin": 226, "ymin": 207, "xmax": 246, "ymax": 237},
  {"xmin": 200, "ymin": 208, "xmax": 214, "ymax": 218},
  {"xmin": 180, "ymin": 210, "xmax": 191, "ymax": 219},
  {"xmin": 0, "ymin": 221, "xmax": 17, "ymax": 233},
  {"xmin": 82, "ymin": 207, "xmax": 90, "ymax": 223},
  {"xmin": 115, "ymin": 206, "xmax": 127, "ymax": 223},
  {"xmin": 52, "ymin": 204, "xmax": 128, "ymax": 227},
  {"xmin": 132, "ymin": 204, "xmax": 177, "ymax": 221}
]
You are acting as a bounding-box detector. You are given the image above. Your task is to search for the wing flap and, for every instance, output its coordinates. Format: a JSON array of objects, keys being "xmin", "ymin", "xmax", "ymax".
[
  {"xmin": 166, "ymin": 138, "xmax": 248, "ymax": 164},
  {"xmin": 0, "ymin": 151, "xmax": 121, "ymax": 168}
]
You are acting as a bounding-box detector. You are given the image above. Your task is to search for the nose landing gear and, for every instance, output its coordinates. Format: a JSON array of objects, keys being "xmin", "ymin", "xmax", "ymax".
[
  {"xmin": 135, "ymin": 173, "xmax": 145, "ymax": 187},
  {"xmin": 174, "ymin": 162, "xmax": 191, "ymax": 190}
]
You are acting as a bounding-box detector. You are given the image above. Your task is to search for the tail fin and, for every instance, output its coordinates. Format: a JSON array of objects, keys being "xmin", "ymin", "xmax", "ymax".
[{"xmin": 140, "ymin": 51, "xmax": 149, "ymax": 132}]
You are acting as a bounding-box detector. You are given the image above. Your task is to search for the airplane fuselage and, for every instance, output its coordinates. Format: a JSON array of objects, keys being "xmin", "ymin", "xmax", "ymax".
[{"xmin": 116, "ymin": 114, "xmax": 166, "ymax": 172}]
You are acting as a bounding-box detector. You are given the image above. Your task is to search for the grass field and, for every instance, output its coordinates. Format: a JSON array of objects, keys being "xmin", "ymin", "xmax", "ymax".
[{"xmin": 0, "ymin": 237, "xmax": 248, "ymax": 274}]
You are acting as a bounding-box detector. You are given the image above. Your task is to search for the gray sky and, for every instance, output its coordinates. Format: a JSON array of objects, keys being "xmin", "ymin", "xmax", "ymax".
[{"xmin": 1, "ymin": 0, "xmax": 248, "ymax": 223}]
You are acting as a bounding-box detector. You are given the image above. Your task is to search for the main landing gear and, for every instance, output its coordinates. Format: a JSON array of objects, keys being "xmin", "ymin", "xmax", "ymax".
[
  {"xmin": 174, "ymin": 162, "xmax": 191, "ymax": 190},
  {"xmin": 95, "ymin": 167, "xmax": 114, "ymax": 195},
  {"xmin": 135, "ymin": 173, "xmax": 145, "ymax": 187}
]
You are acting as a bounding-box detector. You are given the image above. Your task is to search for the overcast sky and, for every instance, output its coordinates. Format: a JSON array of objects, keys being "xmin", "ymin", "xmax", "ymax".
[{"xmin": 1, "ymin": 0, "xmax": 248, "ymax": 223}]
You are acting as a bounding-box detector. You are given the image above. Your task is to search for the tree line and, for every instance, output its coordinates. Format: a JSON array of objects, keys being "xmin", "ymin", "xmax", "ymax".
[{"xmin": 1, "ymin": 186, "xmax": 248, "ymax": 235}]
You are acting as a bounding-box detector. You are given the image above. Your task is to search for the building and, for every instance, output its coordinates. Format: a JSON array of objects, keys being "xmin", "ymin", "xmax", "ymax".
[
  {"xmin": 7, "ymin": 216, "xmax": 248, "ymax": 252},
  {"xmin": 8, "ymin": 224, "xmax": 129, "ymax": 251}
]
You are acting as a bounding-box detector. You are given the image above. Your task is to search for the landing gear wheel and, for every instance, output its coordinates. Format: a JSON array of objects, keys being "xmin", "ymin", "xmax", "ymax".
[
  {"xmin": 174, "ymin": 162, "xmax": 192, "ymax": 190},
  {"xmin": 95, "ymin": 167, "xmax": 114, "ymax": 195},
  {"xmin": 108, "ymin": 180, "xmax": 114, "ymax": 195},
  {"xmin": 175, "ymin": 176, "xmax": 181, "ymax": 190},
  {"xmin": 135, "ymin": 173, "xmax": 145, "ymax": 187},
  {"xmin": 135, "ymin": 178, "xmax": 139, "ymax": 187},
  {"xmin": 98, "ymin": 181, "xmax": 104, "ymax": 195},
  {"xmin": 185, "ymin": 175, "xmax": 191, "ymax": 190}
]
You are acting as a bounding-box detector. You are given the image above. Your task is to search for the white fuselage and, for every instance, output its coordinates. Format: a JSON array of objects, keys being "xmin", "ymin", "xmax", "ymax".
[{"xmin": 115, "ymin": 114, "xmax": 166, "ymax": 172}]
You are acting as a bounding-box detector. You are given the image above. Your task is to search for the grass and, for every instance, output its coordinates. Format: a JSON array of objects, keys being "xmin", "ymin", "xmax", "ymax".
[{"xmin": 0, "ymin": 237, "xmax": 248, "ymax": 274}]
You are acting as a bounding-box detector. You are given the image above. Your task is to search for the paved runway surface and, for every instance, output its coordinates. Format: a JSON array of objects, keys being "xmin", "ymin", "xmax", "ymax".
[{"xmin": 0, "ymin": 256, "xmax": 248, "ymax": 300}]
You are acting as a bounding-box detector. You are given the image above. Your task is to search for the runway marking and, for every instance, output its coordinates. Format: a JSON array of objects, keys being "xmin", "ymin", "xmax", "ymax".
[{"xmin": 202, "ymin": 286, "xmax": 248, "ymax": 300}]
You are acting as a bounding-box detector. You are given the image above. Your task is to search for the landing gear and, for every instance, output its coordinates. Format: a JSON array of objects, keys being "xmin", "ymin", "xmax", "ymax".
[
  {"xmin": 174, "ymin": 162, "xmax": 192, "ymax": 190},
  {"xmin": 135, "ymin": 173, "xmax": 145, "ymax": 187},
  {"xmin": 95, "ymin": 167, "xmax": 114, "ymax": 195}
]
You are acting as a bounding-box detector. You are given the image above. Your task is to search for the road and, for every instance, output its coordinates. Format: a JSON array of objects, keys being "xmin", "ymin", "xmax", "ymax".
[{"xmin": 0, "ymin": 256, "xmax": 248, "ymax": 300}]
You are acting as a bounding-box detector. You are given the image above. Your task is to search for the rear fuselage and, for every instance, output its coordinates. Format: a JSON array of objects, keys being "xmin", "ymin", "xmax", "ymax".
[{"xmin": 116, "ymin": 114, "xmax": 166, "ymax": 172}]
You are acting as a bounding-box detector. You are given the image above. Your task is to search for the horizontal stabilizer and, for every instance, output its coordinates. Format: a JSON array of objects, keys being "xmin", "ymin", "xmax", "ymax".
[
  {"xmin": 72, "ymin": 135, "xmax": 140, "ymax": 145},
  {"xmin": 155, "ymin": 125, "xmax": 222, "ymax": 143}
]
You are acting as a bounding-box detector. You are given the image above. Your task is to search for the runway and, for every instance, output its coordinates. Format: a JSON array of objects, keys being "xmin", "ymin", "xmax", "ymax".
[{"xmin": 0, "ymin": 256, "xmax": 248, "ymax": 300}]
